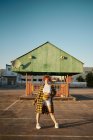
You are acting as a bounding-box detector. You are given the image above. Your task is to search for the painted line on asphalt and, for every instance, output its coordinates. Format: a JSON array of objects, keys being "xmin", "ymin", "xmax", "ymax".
[
  {"xmin": 0, "ymin": 135, "xmax": 93, "ymax": 138},
  {"xmin": 4, "ymin": 100, "xmax": 19, "ymax": 111},
  {"xmin": 0, "ymin": 118, "xmax": 91, "ymax": 120}
]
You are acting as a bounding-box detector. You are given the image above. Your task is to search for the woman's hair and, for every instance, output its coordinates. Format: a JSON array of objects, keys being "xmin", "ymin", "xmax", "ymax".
[{"xmin": 43, "ymin": 75, "xmax": 51, "ymax": 81}]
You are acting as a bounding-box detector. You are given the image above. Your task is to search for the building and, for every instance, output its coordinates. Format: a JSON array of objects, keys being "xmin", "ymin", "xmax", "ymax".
[
  {"xmin": 11, "ymin": 42, "xmax": 83, "ymax": 75},
  {"xmin": 11, "ymin": 42, "xmax": 84, "ymax": 96},
  {"xmin": 1, "ymin": 65, "xmax": 93, "ymax": 88},
  {"xmin": 0, "ymin": 64, "xmax": 17, "ymax": 86}
]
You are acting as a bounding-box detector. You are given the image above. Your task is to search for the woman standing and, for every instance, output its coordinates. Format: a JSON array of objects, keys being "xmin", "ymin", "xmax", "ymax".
[{"xmin": 34, "ymin": 75, "xmax": 59, "ymax": 129}]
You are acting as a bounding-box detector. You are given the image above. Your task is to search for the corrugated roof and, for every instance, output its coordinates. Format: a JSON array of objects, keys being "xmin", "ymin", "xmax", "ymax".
[
  {"xmin": 11, "ymin": 42, "xmax": 84, "ymax": 75},
  {"xmin": 13, "ymin": 42, "xmax": 83, "ymax": 64}
]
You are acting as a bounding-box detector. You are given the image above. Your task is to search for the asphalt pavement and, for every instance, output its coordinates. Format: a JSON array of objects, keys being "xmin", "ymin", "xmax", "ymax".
[{"xmin": 0, "ymin": 88, "xmax": 93, "ymax": 140}]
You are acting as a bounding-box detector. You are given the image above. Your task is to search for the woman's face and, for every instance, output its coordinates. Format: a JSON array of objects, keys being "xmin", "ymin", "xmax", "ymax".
[{"xmin": 45, "ymin": 78, "xmax": 50, "ymax": 84}]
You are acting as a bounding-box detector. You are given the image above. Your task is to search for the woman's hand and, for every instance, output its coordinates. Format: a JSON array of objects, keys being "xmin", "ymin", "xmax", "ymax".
[{"xmin": 32, "ymin": 99, "xmax": 37, "ymax": 105}]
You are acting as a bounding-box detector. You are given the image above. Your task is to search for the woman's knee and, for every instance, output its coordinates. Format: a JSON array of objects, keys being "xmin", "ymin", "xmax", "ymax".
[
  {"xmin": 49, "ymin": 112, "xmax": 54, "ymax": 116},
  {"xmin": 47, "ymin": 106, "xmax": 51, "ymax": 112},
  {"xmin": 36, "ymin": 113, "xmax": 40, "ymax": 117}
]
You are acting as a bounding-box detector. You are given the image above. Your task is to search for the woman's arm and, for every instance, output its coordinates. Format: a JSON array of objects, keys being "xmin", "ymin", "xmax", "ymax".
[{"xmin": 33, "ymin": 85, "xmax": 43, "ymax": 105}]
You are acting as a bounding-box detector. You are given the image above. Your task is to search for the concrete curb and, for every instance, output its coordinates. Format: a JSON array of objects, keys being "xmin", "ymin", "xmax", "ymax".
[{"xmin": 19, "ymin": 94, "xmax": 76, "ymax": 101}]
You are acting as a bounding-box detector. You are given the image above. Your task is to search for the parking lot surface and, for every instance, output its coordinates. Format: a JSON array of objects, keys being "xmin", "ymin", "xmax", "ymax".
[{"xmin": 0, "ymin": 88, "xmax": 93, "ymax": 140}]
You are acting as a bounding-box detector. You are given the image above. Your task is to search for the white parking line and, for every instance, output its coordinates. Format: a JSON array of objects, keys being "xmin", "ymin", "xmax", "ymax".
[
  {"xmin": 4, "ymin": 100, "xmax": 19, "ymax": 111},
  {"xmin": 0, "ymin": 118, "xmax": 90, "ymax": 120},
  {"xmin": 0, "ymin": 135, "xmax": 93, "ymax": 138}
]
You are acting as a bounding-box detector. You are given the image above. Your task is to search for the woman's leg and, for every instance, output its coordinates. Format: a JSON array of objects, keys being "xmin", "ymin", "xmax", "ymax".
[
  {"xmin": 36, "ymin": 113, "xmax": 40, "ymax": 124},
  {"xmin": 36, "ymin": 113, "xmax": 41, "ymax": 129},
  {"xmin": 47, "ymin": 104, "xmax": 59, "ymax": 128},
  {"xmin": 47, "ymin": 105, "xmax": 57, "ymax": 124}
]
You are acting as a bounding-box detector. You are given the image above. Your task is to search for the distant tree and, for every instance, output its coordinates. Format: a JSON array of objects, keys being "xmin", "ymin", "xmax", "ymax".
[
  {"xmin": 76, "ymin": 76, "xmax": 85, "ymax": 82},
  {"xmin": 86, "ymin": 72, "xmax": 93, "ymax": 87}
]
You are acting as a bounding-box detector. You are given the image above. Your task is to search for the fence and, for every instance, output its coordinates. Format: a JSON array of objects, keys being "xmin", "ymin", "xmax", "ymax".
[{"xmin": 25, "ymin": 82, "xmax": 69, "ymax": 97}]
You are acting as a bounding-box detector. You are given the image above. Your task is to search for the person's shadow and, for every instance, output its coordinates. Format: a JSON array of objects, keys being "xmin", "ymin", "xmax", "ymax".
[
  {"xmin": 71, "ymin": 94, "xmax": 93, "ymax": 101},
  {"xmin": 59, "ymin": 119, "xmax": 93, "ymax": 128},
  {"xmin": 41, "ymin": 118, "xmax": 93, "ymax": 129}
]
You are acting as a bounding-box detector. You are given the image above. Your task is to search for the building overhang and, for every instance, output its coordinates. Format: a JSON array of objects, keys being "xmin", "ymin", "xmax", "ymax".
[
  {"xmin": 13, "ymin": 71, "xmax": 81, "ymax": 76},
  {"xmin": 3, "ymin": 75, "xmax": 17, "ymax": 78}
]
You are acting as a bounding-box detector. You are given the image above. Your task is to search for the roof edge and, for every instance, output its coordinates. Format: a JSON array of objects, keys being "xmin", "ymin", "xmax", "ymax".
[{"xmin": 11, "ymin": 41, "xmax": 84, "ymax": 64}]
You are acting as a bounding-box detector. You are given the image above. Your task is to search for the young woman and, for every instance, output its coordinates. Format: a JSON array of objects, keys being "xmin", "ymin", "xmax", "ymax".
[{"xmin": 34, "ymin": 75, "xmax": 59, "ymax": 129}]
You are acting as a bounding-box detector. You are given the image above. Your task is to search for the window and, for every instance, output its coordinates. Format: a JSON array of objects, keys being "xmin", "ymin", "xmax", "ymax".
[
  {"xmin": 18, "ymin": 77, "xmax": 21, "ymax": 81},
  {"xmin": 21, "ymin": 79, "xmax": 26, "ymax": 81},
  {"xmin": 8, "ymin": 67, "xmax": 11, "ymax": 71},
  {"xmin": 27, "ymin": 79, "xmax": 31, "ymax": 81},
  {"xmin": 38, "ymin": 79, "xmax": 42, "ymax": 81},
  {"xmin": 33, "ymin": 79, "xmax": 37, "ymax": 81}
]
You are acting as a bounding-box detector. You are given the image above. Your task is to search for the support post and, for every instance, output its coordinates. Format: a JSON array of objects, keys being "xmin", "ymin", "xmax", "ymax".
[
  {"xmin": 66, "ymin": 75, "xmax": 69, "ymax": 97},
  {"xmin": 26, "ymin": 73, "xmax": 28, "ymax": 96},
  {"xmin": 28, "ymin": 75, "xmax": 33, "ymax": 95}
]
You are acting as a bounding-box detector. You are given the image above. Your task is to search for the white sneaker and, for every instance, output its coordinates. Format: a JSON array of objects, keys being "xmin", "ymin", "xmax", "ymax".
[
  {"xmin": 55, "ymin": 123, "xmax": 59, "ymax": 128},
  {"xmin": 36, "ymin": 123, "xmax": 41, "ymax": 129}
]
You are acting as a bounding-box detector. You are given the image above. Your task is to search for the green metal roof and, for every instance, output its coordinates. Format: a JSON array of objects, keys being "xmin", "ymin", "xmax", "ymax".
[{"xmin": 11, "ymin": 42, "xmax": 84, "ymax": 76}]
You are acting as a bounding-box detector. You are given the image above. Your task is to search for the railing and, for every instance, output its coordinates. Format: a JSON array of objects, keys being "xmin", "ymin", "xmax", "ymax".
[{"xmin": 25, "ymin": 82, "xmax": 69, "ymax": 97}]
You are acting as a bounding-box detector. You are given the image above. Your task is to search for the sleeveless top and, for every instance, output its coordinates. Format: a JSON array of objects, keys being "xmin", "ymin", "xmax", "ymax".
[{"xmin": 43, "ymin": 84, "xmax": 51, "ymax": 95}]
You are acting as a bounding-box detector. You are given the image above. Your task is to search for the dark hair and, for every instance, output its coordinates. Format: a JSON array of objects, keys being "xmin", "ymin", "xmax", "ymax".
[{"xmin": 43, "ymin": 75, "xmax": 51, "ymax": 81}]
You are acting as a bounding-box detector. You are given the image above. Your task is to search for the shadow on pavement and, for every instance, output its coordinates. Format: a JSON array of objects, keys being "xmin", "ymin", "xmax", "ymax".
[
  {"xmin": 71, "ymin": 94, "xmax": 93, "ymax": 101},
  {"xmin": 59, "ymin": 119, "xmax": 93, "ymax": 128}
]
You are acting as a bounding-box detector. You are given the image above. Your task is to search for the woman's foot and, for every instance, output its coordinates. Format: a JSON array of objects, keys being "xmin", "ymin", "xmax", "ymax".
[
  {"xmin": 36, "ymin": 123, "xmax": 41, "ymax": 129},
  {"xmin": 55, "ymin": 123, "xmax": 59, "ymax": 128}
]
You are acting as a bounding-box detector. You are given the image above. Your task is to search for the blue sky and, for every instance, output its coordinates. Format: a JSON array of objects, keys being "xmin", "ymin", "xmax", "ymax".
[{"xmin": 0, "ymin": 0, "xmax": 93, "ymax": 68}]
